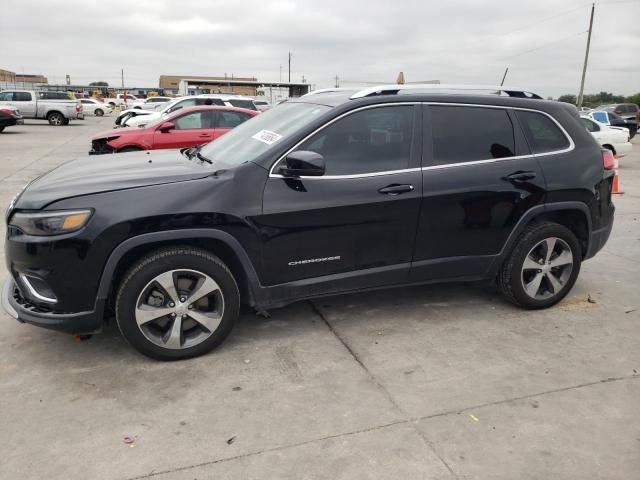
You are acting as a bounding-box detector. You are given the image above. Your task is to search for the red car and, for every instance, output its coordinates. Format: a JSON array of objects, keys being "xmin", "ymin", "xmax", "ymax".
[{"xmin": 89, "ymin": 105, "xmax": 257, "ymax": 154}]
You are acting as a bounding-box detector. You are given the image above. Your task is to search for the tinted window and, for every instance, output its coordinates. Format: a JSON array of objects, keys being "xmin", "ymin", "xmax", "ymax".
[
  {"xmin": 218, "ymin": 111, "xmax": 249, "ymax": 128},
  {"xmin": 14, "ymin": 92, "xmax": 32, "ymax": 101},
  {"xmin": 196, "ymin": 98, "xmax": 224, "ymax": 106},
  {"xmin": 580, "ymin": 117, "xmax": 600, "ymax": 132},
  {"xmin": 174, "ymin": 110, "xmax": 215, "ymax": 129},
  {"xmin": 430, "ymin": 106, "xmax": 515, "ymax": 165},
  {"xmin": 293, "ymin": 105, "xmax": 414, "ymax": 175},
  {"xmin": 81, "ymin": 99, "xmax": 92, "ymax": 104},
  {"xmin": 0, "ymin": 92, "xmax": 14, "ymax": 101},
  {"xmin": 228, "ymin": 99, "xmax": 256, "ymax": 110},
  {"xmin": 516, "ymin": 110, "xmax": 570, "ymax": 154}
]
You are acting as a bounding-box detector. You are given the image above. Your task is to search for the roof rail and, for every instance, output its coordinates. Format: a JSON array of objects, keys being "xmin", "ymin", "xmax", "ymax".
[
  {"xmin": 349, "ymin": 84, "xmax": 542, "ymax": 100},
  {"xmin": 302, "ymin": 87, "xmax": 356, "ymax": 97}
]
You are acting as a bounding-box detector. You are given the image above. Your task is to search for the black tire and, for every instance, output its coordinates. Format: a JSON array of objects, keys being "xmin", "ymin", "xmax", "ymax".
[
  {"xmin": 95, "ymin": 108, "xmax": 104, "ymax": 117},
  {"xmin": 118, "ymin": 146, "xmax": 143, "ymax": 153},
  {"xmin": 47, "ymin": 112, "xmax": 64, "ymax": 126},
  {"xmin": 115, "ymin": 247, "xmax": 240, "ymax": 360},
  {"xmin": 62, "ymin": 118, "xmax": 70, "ymax": 125},
  {"xmin": 0, "ymin": 126, "xmax": 4, "ymax": 133},
  {"xmin": 603, "ymin": 144, "xmax": 616, "ymax": 155},
  {"xmin": 498, "ymin": 222, "xmax": 581, "ymax": 309}
]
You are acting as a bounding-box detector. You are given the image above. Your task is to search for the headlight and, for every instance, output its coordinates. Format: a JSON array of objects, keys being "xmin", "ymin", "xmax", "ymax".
[{"xmin": 9, "ymin": 210, "xmax": 92, "ymax": 236}]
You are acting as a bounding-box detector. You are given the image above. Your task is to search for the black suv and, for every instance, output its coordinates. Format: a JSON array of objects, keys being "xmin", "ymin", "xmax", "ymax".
[{"xmin": 2, "ymin": 85, "xmax": 615, "ymax": 360}]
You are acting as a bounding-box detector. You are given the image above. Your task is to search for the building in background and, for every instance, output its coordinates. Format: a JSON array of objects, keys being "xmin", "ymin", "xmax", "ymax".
[
  {"xmin": 1, "ymin": 68, "xmax": 48, "ymax": 89},
  {"xmin": 159, "ymin": 75, "xmax": 258, "ymax": 95},
  {"xmin": 15, "ymin": 73, "xmax": 48, "ymax": 84}
]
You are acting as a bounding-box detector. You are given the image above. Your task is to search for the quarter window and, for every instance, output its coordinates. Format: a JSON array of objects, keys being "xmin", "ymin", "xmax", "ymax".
[
  {"xmin": 516, "ymin": 110, "xmax": 570, "ymax": 154},
  {"xmin": 430, "ymin": 106, "xmax": 515, "ymax": 165},
  {"xmin": 292, "ymin": 105, "xmax": 414, "ymax": 176}
]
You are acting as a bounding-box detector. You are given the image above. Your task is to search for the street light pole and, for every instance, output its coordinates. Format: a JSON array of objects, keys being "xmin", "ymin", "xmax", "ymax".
[
  {"xmin": 577, "ymin": 3, "xmax": 595, "ymax": 109},
  {"xmin": 288, "ymin": 51, "xmax": 292, "ymax": 83}
]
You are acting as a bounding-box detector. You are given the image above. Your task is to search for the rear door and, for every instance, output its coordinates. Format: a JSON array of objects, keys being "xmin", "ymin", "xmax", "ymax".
[
  {"xmin": 259, "ymin": 104, "xmax": 422, "ymax": 286},
  {"xmin": 152, "ymin": 110, "xmax": 217, "ymax": 149},
  {"xmin": 410, "ymin": 104, "xmax": 546, "ymax": 282}
]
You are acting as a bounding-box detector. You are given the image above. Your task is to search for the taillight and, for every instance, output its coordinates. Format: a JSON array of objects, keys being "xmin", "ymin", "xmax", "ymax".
[
  {"xmin": 76, "ymin": 104, "xmax": 81, "ymax": 112},
  {"xmin": 602, "ymin": 149, "xmax": 615, "ymax": 170},
  {"xmin": 0, "ymin": 108, "xmax": 14, "ymax": 116}
]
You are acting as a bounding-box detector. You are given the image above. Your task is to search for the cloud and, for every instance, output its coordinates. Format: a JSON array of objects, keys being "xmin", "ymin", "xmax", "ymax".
[{"xmin": 1, "ymin": 0, "xmax": 638, "ymax": 97}]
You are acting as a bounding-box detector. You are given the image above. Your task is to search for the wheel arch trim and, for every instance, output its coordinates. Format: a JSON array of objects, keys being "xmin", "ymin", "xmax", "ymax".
[
  {"xmin": 490, "ymin": 201, "xmax": 592, "ymax": 274},
  {"xmin": 95, "ymin": 229, "xmax": 262, "ymax": 307}
]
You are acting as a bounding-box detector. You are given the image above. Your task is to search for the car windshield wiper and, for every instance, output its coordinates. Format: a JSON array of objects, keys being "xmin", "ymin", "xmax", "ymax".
[{"xmin": 196, "ymin": 152, "xmax": 213, "ymax": 164}]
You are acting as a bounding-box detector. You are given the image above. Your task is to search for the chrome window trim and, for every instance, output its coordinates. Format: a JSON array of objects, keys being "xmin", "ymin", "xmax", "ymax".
[
  {"xmin": 19, "ymin": 274, "xmax": 57, "ymax": 304},
  {"xmin": 268, "ymin": 102, "xmax": 575, "ymax": 180}
]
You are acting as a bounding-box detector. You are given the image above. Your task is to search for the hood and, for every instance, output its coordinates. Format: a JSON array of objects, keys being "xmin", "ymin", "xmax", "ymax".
[
  {"xmin": 93, "ymin": 125, "xmax": 150, "ymax": 139},
  {"xmin": 127, "ymin": 112, "xmax": 161, "ymax": 126},
  {"xmin": 15, "ymin": 149, "xmax": 211, "ymax": 210}
]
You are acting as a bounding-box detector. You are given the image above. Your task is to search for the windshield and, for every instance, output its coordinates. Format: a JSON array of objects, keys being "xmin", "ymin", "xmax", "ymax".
[{"xmin": 200, "ymin": 102, "xmax": 330, "ymax": 169}]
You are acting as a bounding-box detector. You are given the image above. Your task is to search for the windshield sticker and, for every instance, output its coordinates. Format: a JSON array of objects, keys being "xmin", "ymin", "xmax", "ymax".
[{"xmin": 251, "ymin": 129, "xmax": 283, "ymax": 145}]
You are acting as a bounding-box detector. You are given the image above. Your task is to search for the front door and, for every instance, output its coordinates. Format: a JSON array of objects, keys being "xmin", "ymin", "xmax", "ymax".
[
  {"xmin": 258, "ymin": 104, "xmax": 423, "ymax": 286},
  {"xmin": 410, "ymin": 104, "xmax": 547, "ymax": 281},
  {"xmin": 153, "ymin": 110, "xmax": 216, "ymax": 149}
]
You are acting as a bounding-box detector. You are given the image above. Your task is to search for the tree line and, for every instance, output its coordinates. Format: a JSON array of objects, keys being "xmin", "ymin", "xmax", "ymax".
[{"xmin": 557, "ymin": 91, "xmax": 640, "ymax": 108}]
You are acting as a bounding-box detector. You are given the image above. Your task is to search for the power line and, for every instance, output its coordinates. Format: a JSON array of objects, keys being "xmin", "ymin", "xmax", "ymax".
[
  {"xmin": 499, "ymin": 3, "xmax": 588, "ymax": 37},
  {"xmin": 501, "ymin": 30, "xmax": 588, "ymax": 59}
]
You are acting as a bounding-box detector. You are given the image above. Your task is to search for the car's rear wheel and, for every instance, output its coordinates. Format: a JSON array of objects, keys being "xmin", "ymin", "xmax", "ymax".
[
  {"xmin": 498, "ymin": 222, "xmax": 581, "ymax": 309},
  {"xmin": 95, "ymin": 108, "xmax": 104, "ymax": 117},
  {"xmin": 47, "ymin": 112, "xmax": 64, "ymax": 126},
  {"xmin": 116, "ymin": 247, "xmax": 240, "ymax": 360}
]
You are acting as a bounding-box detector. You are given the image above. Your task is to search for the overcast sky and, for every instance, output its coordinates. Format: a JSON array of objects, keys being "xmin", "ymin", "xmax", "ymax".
[{"xmin": 2, "ymin": 0, "xmax": 638, "ymax": 97}]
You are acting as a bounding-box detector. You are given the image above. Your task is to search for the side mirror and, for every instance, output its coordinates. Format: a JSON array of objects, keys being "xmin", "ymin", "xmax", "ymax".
[
  {"xmin": 279, "ymin": 151, "xmax": 325, "ymax": 177},
  {"xmin": 158, "ymin": 121, "xmax": 175, "ymax": 132}
]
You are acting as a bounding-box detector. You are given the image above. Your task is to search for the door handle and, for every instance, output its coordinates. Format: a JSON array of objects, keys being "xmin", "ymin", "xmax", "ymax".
[
  {"xmin": 378, "ymin": 184, "xmax": 414, "ymax": 195},
  {"xmin": 504, "ymin": 171, "xmax": 537, "ymax": 181},
  {"xmin": 199, "ymin": 133, "xmax": 212, "ymax": 137}
]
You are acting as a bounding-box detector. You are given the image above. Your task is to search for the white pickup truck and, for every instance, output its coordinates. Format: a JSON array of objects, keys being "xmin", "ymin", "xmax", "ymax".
[
  {"xmin": 103, "ymin": 93, "xmax": 140, "ymax": 109},
  {"xmin": 0, "ymin": 90, "xmax": 83, "ymax": 125}
]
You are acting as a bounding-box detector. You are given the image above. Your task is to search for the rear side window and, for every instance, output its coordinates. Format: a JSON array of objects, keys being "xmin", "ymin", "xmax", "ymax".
[
  {"xmin": 430, "ymin": 106, "xmax": 515, "ymax": 165},
  {"xmin": 580, "ymin": 117, "xmax": 600, "ymax": 132},
  {"xmin": 218, "ymin": 111, "xmax": 250, "ymax": 128},
  {"xmin": 14, "ymin": 92, "xmax": 32, "ymax": 101},
  {"xmin": 516, "ymin": 110, "xmax": 570, "ymax": 154},
  {"xmin": 228, "ymin": 99, "xmax": 256, "ymax": 110}
]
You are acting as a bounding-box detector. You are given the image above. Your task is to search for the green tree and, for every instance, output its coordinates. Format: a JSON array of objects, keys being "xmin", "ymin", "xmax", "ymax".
[
  {"xmin": 558, "ymin": 94, "xmax": 577, "ymax": 105},
  {"xmin": 89, "ymin": 81, "xmax": 109, "ymax": 87},
  {"xmin": 626, "ymin": 92, "xmax": 640, "ymax": 106}
]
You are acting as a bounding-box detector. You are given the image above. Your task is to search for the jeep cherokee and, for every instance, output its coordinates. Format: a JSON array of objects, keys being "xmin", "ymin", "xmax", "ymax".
[{"xmin": 2, "ymin": 84, "xmax": 615, "ymax": 360}]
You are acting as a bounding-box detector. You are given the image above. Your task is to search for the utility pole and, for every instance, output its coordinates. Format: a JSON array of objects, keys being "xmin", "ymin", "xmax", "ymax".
[
  {"xmin": 334, "ymin": 75, "xmax": 339, "ymax": 88},
  {"xmin": 121, "ymin": 68, "xmax": 124, "ymax": 88},
  {"xmin": 500, "ymin": 67, "xmax": 509, "ymax": 86},
  {"xmin": 577, "ymin": 3, "xmax": 595, "ymax": 109},
  {"xmin": 288, "ymin": 51, "xmax": 292, "ymax": 83},
  {"xmin": 279, "ymin": 64, "xmax": 282, "ymax": 83}
]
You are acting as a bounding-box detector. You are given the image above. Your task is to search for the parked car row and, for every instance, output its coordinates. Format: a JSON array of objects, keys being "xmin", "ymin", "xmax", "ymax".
[{"xmin": 0, "ymin": 89, "xmax": 84, "ymax": 127}]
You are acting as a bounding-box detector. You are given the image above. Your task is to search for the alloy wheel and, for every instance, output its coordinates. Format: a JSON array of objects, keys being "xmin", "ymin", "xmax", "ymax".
[
  {"xmin": 521, "ymin": 237, "xmax": 574, "ymax": 300},
  {"xmin": 135, "ymin": 269, "xmax": 225, "ymax": 350}
]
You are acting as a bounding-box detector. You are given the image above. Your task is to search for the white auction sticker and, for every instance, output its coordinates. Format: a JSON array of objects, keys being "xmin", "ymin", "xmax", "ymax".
[{"xmin": 251, "ymin": 129, "xmax": 283, "ymax": 145}]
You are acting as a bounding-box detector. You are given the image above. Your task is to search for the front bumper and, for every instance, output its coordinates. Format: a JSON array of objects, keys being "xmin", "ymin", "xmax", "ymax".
[{"xmin": 2, "ymin": 277, "xmax": 103, "ymax": 334}]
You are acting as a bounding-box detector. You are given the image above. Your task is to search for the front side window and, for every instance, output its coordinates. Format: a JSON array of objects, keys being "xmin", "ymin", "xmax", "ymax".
[
  {"xmin": 290, "ymin": 105, "xmax": 414, "ymax": 175},
  {"xmin": 516, "ymin": 110, "xmax": 570, "ymax": 154},
  {"xmin": 430, "ymin": 106, "xmax": 515, "ymax": 165},
  {"xmin": 0, "ymin": 92, "xmax": 14, "ymax": 101}
]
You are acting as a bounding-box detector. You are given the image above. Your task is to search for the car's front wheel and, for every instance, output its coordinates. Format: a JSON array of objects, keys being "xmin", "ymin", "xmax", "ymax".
[
  {"xmin": 116, "ymin": 247, "xmax": 240, "ymax": 360},
  {"xmin": 498, "ymin": 222, "xmax": 581, "ymax": 309},
  {"xmin": 95, "ymin": 108, "xmax": 104, "ymax": 117}
]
